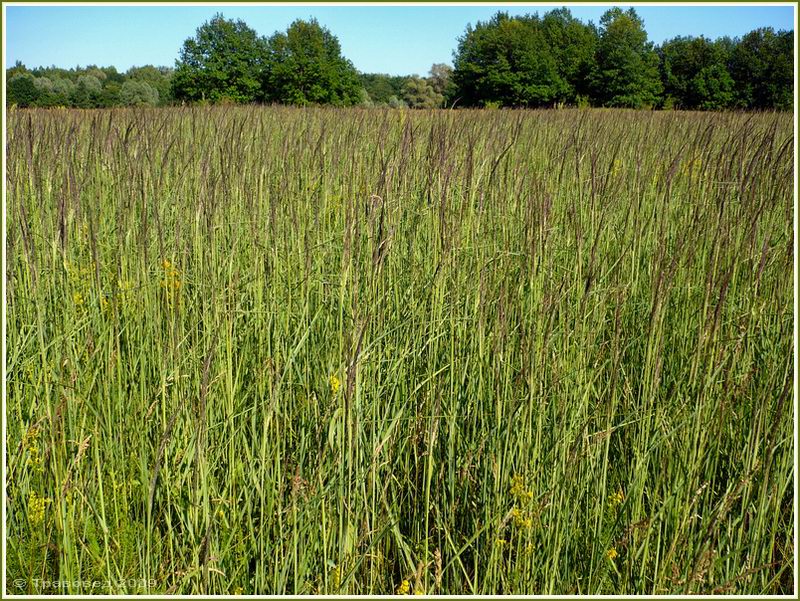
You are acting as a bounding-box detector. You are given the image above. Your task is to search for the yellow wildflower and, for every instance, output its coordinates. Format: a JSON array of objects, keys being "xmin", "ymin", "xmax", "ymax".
[
  {"xmin": 608, "ymin": 488, "xmax": 625, "ymax": 508},
  {"xmin": 396, "ymin": 579, "xmax": 410, "ymax": 595},
  {"xmin": 160, "ymin": 261, "xmax": 182, "ymax": 305},
  {"xmin": 24, "ymin": 427, "xmax": 43, "ymax": 473},
  {"xmin": 605, "ymin": 547, "xmax": 618, "ymax": 561},
  {"xmin": 329, "ymin": 375, "xmax": 341, "ymax": 395},
  {"xmin": 27, "ymin": 444, "xmax": 42, "ymax": 472},
  {"xmin": 27, "ymin": 491, "xmax": 51, "ymax": 526},
  {"xmin": 23, "ymin": 426, "xmax": 39, "ymax": 447},
  {"xmin": 511, "ymin": 507, "xmax": 532, "ymax": 530},
  {"xmin": 73, "ymin": 291, "xmax": 84, "ymax": 306},
  {"xmin": 524, "ymin": 543, "xmax": 534, "ymax": 555},
  {"xmin": 510, "ymin": 473, "xmax": 533, "ymax": 502}
]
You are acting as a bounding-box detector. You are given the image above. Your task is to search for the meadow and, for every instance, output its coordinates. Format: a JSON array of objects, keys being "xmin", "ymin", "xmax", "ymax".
[{"xmin": 5, "ymin": 106, "xmax": 794, "ymax": 594}]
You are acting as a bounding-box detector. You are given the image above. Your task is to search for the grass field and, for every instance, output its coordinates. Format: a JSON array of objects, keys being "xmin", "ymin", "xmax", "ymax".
[{"xmin": 5, "ymin": 106, "xmax": 795, "ymax": 595}]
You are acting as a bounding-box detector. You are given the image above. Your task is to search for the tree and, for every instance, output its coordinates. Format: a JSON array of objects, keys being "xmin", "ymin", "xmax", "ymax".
[
  {"xmin": 77, "ymin": 74, "xmax": 102, "ymax": 94},
  {"xmin": 7, "ymin": 60, "xmax": 28, "ymax": 79},
  {"xmin": 100, "ymin": 81, "xmax": 123, "ymax": 107},
  {"xmin": 5, "ymin": 63, "xmax": 167, "ymax": 108},
  {"xmin": 541, "ymin": 8, "xmax": 598, "ymax": 103},
  {"xmin": 127, "ymin": 65, "xmax": 174, "ymax": 105},
  {"xmin": 356, "ymin": 88, "xmax": 373, "ymax": 107},
  {"xmin": 50, "ymin": 78, "xmax": 76, "ymax": 106},
  {"xmin": 32, "ymin": 76, "xmax": 54, "ymax": 95},
  {"xmin": 403, "ymin": 76, "xmax": 443, "ymax": 109},
  {"xmin": 592, "ymin": 8, "xmax": 662, "ymax": 108},
  {"xmin": 359, "ymin": 73, "xmax": 409, "ymax": 105},
  {"xmin": 452, "ymin": 12, "xmax": 568, "ymax": 107},
  {"xmin": 264, "ymin": 18, "xmax": 361, "ymax": 106},
  {"xmin": 100, "ymin": 66, "xmax": 126, "ymax": 85},
  {"xmin": 70, "ymin": 75, "xmax": 103, "ymax": 108},
  {"xmin": 689, "ymin": 64, "xmax": 735, "ymax": 110},
  {"xmin": 428, "ymin": 63, "xmax": 454, "ymax": 105},
  {"xmin": 30, "ymin": 77, "xmax": 59, "ymax": 107},
  {"xmin": 120, "ymin": 80, "xmax": 159, "ymax": 106},
  {"xmin": 30, "ymin": 65, "xmax": 72, "ymax": 86},
  {"xmin": 7, "ymin": 73, "xmax": 40, "ymax": 107},
  {"xmin": 171, "ymin": 13, "xmax": 269, "ymax": 103},
  {"xmin": 84, "ymin": 67, "xmax": 107, "ymax": 82},
  {"xmin": 729, "ymin": 28, "xmax": 793, "ymax": 110},
  {"xmin": 659, "ymin": 36, "xmax": 734, "ymax": 109},
  {"xmin": 387, "ymin": 95, "xmax": 407, "ymax": 109}
]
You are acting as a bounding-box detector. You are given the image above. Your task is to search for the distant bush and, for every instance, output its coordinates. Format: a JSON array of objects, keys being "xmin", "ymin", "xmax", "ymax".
[{"xmin": 120, "ymin": 80, "xmax": 159, "ymax": 106}]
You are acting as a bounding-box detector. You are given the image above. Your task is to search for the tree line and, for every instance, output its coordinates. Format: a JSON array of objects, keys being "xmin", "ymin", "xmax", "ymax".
[
  {"xmin": 6, "ymin": 63, "xmax": 173, "ymax": 108},
  {"xmin": 452, "ymin": 8, "xmax": 792, "ymax": 110},
  {"xmin": 6, "ymin": 8, "xmax": 794, "ymax": 110}
]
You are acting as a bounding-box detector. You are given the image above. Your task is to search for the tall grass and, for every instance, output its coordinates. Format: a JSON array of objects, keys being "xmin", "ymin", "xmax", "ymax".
[{"xmin": 5, "ymin": 106, "xmax": 794, "ymax": 594}]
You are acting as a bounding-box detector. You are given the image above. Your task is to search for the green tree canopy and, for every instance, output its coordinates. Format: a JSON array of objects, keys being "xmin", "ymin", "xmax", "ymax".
[
  {"xmin": 7, "ymin": 73, "xmax": 40, "ymax": 107},
  {"xmin": 50, "ymin": 78, "xmax": 76, "ymax": 106},
  {"xmin": 120, "ymin": 80, "xmax": 159, "ymax": 106},
  {"xmin": 592, "ymin": 8, "xmax": 662, "ymax": 108},
  {"xmin": 76, "ymin": 74, "xmax": 102, "ymax": 94},
  {"xmin": 32, "ymin": 76, "xmax": 54, "ymax": 94},
  {"xmin": 359, "ymin": 73, "xmax": 409, "ymax": 105},
  {"xmin": 728, "ymin": 28, "xmax": 793, "ymax": 110},
  {"xmin": 263, "ymin": 18, "xmax": 362, "ymax": 106},
  {"xmin": 30, "ymin": 77, "xmax": 61, "ymax": 107},
  {"xmin": 403, "ymin": 76, "xmax": 443, "ymax": 109},
  {"xmin": 659, "ymin": 36, "xmax": 734, "ymax": 109},
  {"xmin": 428, "ymin": 63, "xmax": 455, "ymax": 105},
  {"xmin": 5, "ymin": 13, "xmax": 793, "ymax": 112},
  {"xmin": 69, "ymin": 75, "xmax": 103, "ymax": 108},
  {"xmin": 387, "ymin": 95, "xmax": 407, "ymax": 109},
  {"xmin": 99, "ymin": 66, "xmax": 126, "ymax": 85},
  {"xmin": 171, "ymin": 13, "xmax": 269, "ymax": 103},
  {"xmin": 541, "ymin": 8, "xmax": 598, "ymax": 103},
  {"xmin": 127, "ymin": 65, "xmax": 173, "ymax": 105},
  {"xmin": 452, "ymin": 12, "xmax": 568, "ymax": 107},
  {"xmin": 8, "ymin": 60, "xmax": 28, "ymax": 79}
]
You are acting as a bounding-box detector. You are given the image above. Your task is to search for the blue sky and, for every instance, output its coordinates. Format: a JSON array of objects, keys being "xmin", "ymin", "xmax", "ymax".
[{"xmin": 5, "ymin": 4, "xmax": 796, "ymax": 76}]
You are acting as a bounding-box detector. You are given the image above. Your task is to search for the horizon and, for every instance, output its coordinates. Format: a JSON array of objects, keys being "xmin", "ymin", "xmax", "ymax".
[{"xmin": 4, "ymin": 3, "xmax": 797, "ymax": 77}]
